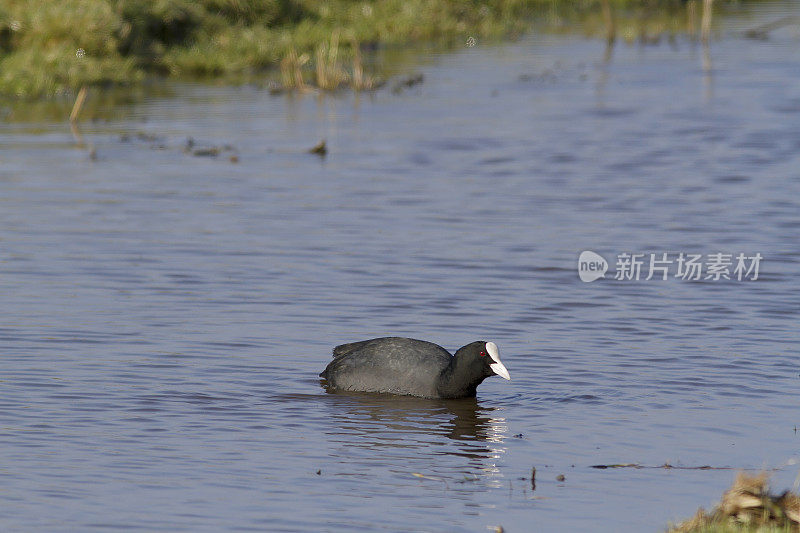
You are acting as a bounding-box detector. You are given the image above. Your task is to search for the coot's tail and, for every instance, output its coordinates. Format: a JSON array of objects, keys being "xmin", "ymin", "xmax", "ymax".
[{"xmin": 319, "ymin": 368, "xmax": 328, "ymax": 379}]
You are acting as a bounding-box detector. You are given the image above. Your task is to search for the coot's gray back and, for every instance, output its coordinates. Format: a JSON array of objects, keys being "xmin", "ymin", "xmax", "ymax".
[{"xmin": 321, "ymin": 337, "xmax": 453, "ymax": 397}]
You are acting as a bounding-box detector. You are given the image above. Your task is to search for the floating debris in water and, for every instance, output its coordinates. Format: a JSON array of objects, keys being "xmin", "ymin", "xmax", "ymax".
[
  {"xmin": 591, "ymin": 463, "xmax": 736, "ymax": 470},
  {"xmin": 591, "ymin": 463, "xmax": 642, "ymax": 469},
  {"xmin": 743, "ymin": 15, "xmax": 800, "ymax": 40},
  {"xmin": 392, "ymin": 73, "xmax": 424, "ymax": 94},
  {"xmin": 556, "ymin": 474, "xmax": 565, "ymax": 482},
  {"xmin": 531, "ymin": 466, "xmax": 536, "ymax": 492},
  {"xmin": 116, "ymin": 131, "xmax": 237, "ymax": 160},
  {"xmin": 411, "ymin": 472, "xmax": 447, "ymax": 486},
  {"xmin": 193, "ymin": 147, "xmax": 220, "ymax": 157},
  {"xmin": 267, "ymin": 81, "xmax": 285, "ymax": 95},
  {"xmin": 136, "ymin": 131, "xmax": 161, "ymax": 143},
  {"xmin": 309, "ymin": 140, "xmax": 327, "ymax": 156},
  {"xmin": 315, "ymin": 469, "xmax": 321, "ymax": 475},
  {"xmin": 191, "ymin": 141, "xmax": 237, "ymax": 159},
  {"xmin": 670, "ymin": 472, "xmax": 800, "ymax": 532}
]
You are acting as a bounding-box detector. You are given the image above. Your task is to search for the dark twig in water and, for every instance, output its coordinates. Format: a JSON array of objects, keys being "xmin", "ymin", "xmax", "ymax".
[
  {"xmin": 309, "ymin": 140, "xmax": 327, "ymax": 156},
  {"xmin": 590, "ymin": 463, "xmax": 780, "ymax": 471}
]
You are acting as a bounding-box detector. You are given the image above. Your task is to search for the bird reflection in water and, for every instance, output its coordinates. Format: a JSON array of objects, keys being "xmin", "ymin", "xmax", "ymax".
[{"xmin": 323, "ymin": 391, "xmax": 508, "ymax": 483}]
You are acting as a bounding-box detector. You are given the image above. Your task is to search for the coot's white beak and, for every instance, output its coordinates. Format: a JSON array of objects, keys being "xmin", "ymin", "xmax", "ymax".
[{"xmin": 486, "ymin": 342, "xmax": 510, "ymax": 380}]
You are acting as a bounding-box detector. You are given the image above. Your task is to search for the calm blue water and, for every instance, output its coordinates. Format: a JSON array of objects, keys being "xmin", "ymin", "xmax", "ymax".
[{"xmin": 1, "ymin": 4, "xmax": 799, "ymax": 532}]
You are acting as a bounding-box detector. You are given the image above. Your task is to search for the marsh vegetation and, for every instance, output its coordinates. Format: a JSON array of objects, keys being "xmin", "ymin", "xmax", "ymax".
[{"xmin": 0, "ymin": 0, "xmax": 761, "ymax": 98}]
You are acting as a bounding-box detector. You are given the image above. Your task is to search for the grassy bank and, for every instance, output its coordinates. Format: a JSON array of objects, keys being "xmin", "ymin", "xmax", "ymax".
[
  {"xmin": 0, "ymin": 0, "xmax": 756, "ymax": 98},
  {"xmin": 669, "ymin": 473, "xmax": 800, "ymax": 533}
]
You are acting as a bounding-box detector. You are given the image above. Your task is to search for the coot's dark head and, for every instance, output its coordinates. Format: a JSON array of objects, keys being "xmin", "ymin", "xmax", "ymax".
[{"xmin": 454, "ymin": 341, "xmax": 511, "ymax": 381}]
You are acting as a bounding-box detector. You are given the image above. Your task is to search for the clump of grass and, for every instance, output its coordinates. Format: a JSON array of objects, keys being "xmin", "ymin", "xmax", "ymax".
[
  {"xmin": 280, "ymin": 48, "xmax": 309, "ymax": 91},
  {"xmin": 669, "ymin": 472, "xmax": 800, "ymax": 533},
  {"xmin": 349, "ymin": 37, "xmax": 379, "ymax": 91},
  {"xmin": 314, "ymin": 31, "xmax": 346, "ymax": 90},
  {"xmin": 282, "ymin": 32, "xmax": 380, "ymax": 92}
]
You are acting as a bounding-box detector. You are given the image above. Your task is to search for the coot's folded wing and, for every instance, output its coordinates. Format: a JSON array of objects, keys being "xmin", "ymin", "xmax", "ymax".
[
  {"xmin": 323, "ymin": 338, "xmax": 391, "ymax": 379},
  {"xmin": 332, "ymin": 339, "xmax": 378, "ymax": 358}
]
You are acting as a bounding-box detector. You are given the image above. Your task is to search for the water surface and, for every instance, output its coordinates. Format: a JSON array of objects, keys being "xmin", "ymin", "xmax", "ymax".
[{"xmin": 1, "ymin": 3, "xmax": 799, "ymax": 531}]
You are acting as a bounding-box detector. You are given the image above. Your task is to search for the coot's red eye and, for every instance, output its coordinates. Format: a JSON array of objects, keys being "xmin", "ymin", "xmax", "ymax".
[{"xmin": 480, "ymin": 351, "xmax": 486, "ymax": 357}]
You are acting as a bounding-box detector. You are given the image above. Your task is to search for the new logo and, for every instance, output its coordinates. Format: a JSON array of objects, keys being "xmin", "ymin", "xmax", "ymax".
[{"xmin": 578, "ymin": 251, "xmax": 608, "ymax": 282}]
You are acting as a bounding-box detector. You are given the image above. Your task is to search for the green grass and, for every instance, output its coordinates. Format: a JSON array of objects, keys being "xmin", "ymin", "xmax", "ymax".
[{"xmin": 0, "ymin": 0, "xmax": 764, "ymax": 98}]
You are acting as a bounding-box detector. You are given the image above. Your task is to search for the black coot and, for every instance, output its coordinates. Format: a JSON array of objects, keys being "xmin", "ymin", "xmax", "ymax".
[{"xmin": 319, "ymin": 337, "xmax": 510, "ymax": 399}]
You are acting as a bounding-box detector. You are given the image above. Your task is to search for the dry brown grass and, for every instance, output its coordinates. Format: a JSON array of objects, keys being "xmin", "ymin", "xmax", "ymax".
[
  {"xmin": 279, "ymin": 33, "xmax": 380, "ymax": 93},
  {"xmin": 279, "ymin": 48, "xmax": 309, "ymax": 92},
  {"xmin": 670, "ymin": 472, "xmax": 800, "ymax": 532}
]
